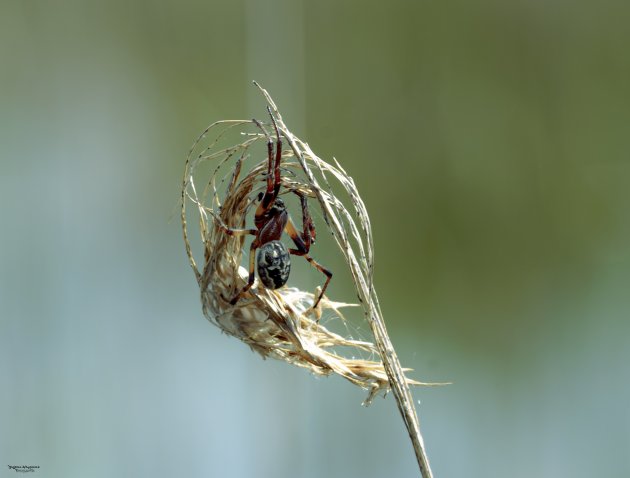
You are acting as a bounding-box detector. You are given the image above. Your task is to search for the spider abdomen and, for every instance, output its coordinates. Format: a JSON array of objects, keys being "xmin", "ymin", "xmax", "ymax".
[{"xmin": 257, "ymin": 240, "xmax": 291, "ymax": 290}]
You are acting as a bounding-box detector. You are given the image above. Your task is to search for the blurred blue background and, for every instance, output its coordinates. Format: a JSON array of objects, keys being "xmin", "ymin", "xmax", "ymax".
[{"xmin": 2, "ymin": 1, "xmax": 629, "ymax": 477}]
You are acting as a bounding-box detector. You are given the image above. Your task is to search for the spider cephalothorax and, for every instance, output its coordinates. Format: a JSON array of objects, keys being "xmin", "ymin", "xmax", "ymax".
[{"xmin": 220, "ymin": 108, "xmax": 332, "ymax": 309}]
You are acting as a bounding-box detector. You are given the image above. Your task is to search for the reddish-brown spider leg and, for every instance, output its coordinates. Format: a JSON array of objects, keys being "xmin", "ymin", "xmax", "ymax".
[
  {"xmin": 222, "ymin": 239, "xmax": 259, "ymax": 305},
  {"xmin": 268, "ymin": 107, "xmax": 282, "ymax": 198},
  {"xmin": 252, "ymin": 118, "xmax": 274, "ymax": 199},
  {"xmin": 288, "ymin": 245, "xmax": 333, "ymax": 310},
  {"xmin": 296, "ymin": 191, "xmax": 317, "ymax": 246},
  {"xmin": 285, "ymin": 192, "xmax": 332, "ymax": 310},
  {"xmin": 216, "ymin": 224, "xmax": 257, "ymax": 304},
  {"xmin": 253, "ymin": 109, "xmax": 283, "ymax": 221},
  {"xmin": 216, "ymin": 224, "xmax": 257, "ymax": 237}
]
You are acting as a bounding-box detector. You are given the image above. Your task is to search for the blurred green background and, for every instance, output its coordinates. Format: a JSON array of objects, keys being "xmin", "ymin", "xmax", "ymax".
[{"xmin": 2, "ymin": 1, "xmax": 629, "ymax": 477}]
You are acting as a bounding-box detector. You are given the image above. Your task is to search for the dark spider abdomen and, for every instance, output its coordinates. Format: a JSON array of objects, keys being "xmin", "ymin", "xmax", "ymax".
[{"xmin": 257, "ymin": 240, "xmax": 291, "ymax": 290}]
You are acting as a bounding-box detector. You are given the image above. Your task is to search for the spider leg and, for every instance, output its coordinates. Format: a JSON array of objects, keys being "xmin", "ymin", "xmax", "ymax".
[
  {"xmin": 223, "ymin": 240, "xmax": 259, "ymax": 305},
  {"xmin": 284, "ymin": 192, "xmax": 331, "ymax": 310},
  {"xmin": 252, "ymin": 118, "xmax": 275, "ymax": 199},
  {"xmin": 267, "ymin": 107, "xmax": 283, "ymax": 198},
  {"xmin": 253, "ymin": 109, "xmax": 283, "ymax": 220},
  {"xmin": 294, "ymin": 190, "xmax": 316, "ymax": 246},
  {"xmin": 283, "ymin": 190, "xmax": 316, "ymax": 254},
  {"xmin": 221, "ymin": 227, "xmax": 257, "ymax": 237},
  {"xmin": 287, "ymin": 248, "xmax": 332, "ymax": 310},
  {"xmin": 217, "ymin": 224, "xmax": 257, "ymax": 237}
]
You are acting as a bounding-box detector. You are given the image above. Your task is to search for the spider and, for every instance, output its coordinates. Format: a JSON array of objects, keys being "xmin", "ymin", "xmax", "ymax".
[{"xmin": 219, "ymin": 107, "xmax": 332, "ymax": 310}]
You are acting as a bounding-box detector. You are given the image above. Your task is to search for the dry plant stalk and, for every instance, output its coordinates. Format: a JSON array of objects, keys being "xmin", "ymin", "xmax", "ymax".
[{"xmin": 181, "ymin": 82, "xmax": 438, "ymax": 477}]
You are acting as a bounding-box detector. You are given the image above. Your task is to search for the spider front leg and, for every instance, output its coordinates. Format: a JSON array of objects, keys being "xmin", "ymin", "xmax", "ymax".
[
  {"xmin": 216, "ymin": 221, "xmax": 258, "ymax": 305},
  {"xmin": 216, "ymin": 224, "xmax": 257, "ymax": 237},
  {"xmin": 252, "ymin": 118, "xmax": 275, "ymax": 205},
  {"xmin": 295, "ymin": 190, "xmax": 317, "ymax": 246},
  {"xmin": 222, "ymin": 239, "xmax": 259, "ymax": 305},
  {"xmin": 285, "ymin": 192, "xmax": 332, "ymax": 310},
  {"xmin": 253, "ymin": 108, "xmax": 283, "ymax": 222}
]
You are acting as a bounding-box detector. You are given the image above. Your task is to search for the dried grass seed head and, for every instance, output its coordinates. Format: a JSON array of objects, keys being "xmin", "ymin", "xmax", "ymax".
[{"xmin": 181, "ymin": 86, "xmax": 437, "ymax": 404}]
